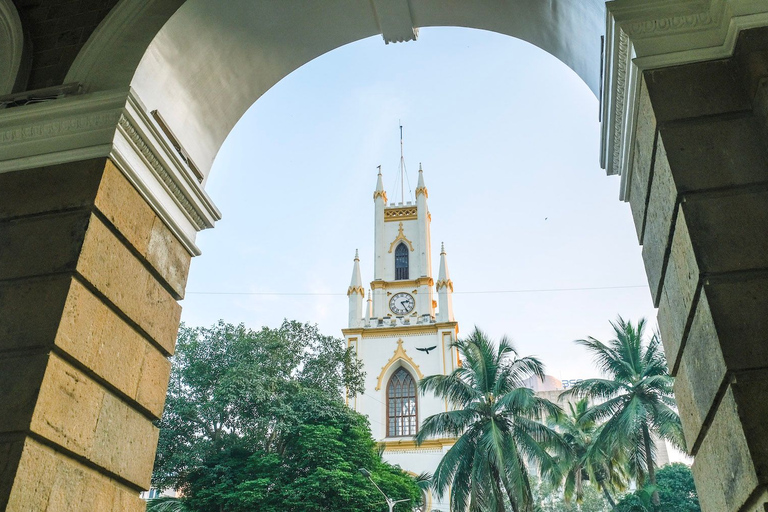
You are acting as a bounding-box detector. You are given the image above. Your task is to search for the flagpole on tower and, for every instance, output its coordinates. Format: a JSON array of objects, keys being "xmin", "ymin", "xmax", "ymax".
[{"xmin": 399, "ymin": 123, "xmax": 405, "ymax": 203}]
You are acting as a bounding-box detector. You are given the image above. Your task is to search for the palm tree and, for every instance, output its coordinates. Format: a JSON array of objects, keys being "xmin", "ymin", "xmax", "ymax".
[
  {"xmin": 562, "ymin": 316, "xmax": 685, "ymax": 507},
  {"xmin": 548, "ymin": 397, "xmax": 628, "ymax": 508},
  {"xmin": 415, "ymin": 328, "xmax": 566, "ymax": 512}
]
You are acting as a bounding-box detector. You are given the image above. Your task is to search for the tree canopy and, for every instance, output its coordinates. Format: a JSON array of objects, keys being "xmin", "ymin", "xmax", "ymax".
[{"xmin": 152, "ymin": 320, "xmax": 420, "ymax": 511}]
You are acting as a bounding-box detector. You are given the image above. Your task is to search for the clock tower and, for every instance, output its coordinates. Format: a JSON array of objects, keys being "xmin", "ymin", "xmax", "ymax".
[{"xmin": 343, "ymin": 165, "xmax": 458, "ymax": 512}]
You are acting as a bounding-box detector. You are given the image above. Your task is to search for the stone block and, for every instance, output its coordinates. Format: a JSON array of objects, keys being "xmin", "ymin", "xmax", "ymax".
[
  {"xmin": 682, "ymin": 188, "xmax": 768, "ymax": 274},
  {"xmin": 674, "ymin": 291, "xmax": 727, "ymax": 448},
  {"xmin": 0, "ymin": 159, "xmax": 104, "ymax": 221},
  {"xmin": 644, "ymin": 59, "xmax": 751, "ymax": 122},
  {"xmin": 731, "ymin": 370, "xmax": 768, "ymax": 485},
  {"xmin": 629, "ymin": 76, "xmax": 657, "ymax": 242},
  {"xmin": 0, "ymin": 211, "xmax": 90, "ymax": 280},
  {"xmin": 0, "ymin": 276, "xmax": 71, "ymax": 352},
  {"xmin": 95, "ymin": 160, "xmax": 191, "ymax": 298},
  {"xmin": 4, "ymin": 438, "xmax": 146, "ymax": 512},
  {"xmin": 57, "ymin": 278, "xmax": 170, "ymax": 418},
  {"xmin": 659, "ymin": 114, "xmax": 768, "ymax": 192},
  {"xmin": 705, "ymin": 275, "xmax": 768, "ymax": 372},
  {"xmin": 641, "ymin": 137, "xmax": 677, "ymax": 305},
  {"xmin": 656, "ymin": 208, "xmax": 699, "ymax": 371},
  {"xmin": 77, "ymin": 214, "xmax": 181, "ymax": 354},
  {"xmin": 693, "ymin": 387, "xmax": 760, "ymax": 512},
  {"xmin": 30, "ymin": 354, "xmax": 159, "ymax": 488}
]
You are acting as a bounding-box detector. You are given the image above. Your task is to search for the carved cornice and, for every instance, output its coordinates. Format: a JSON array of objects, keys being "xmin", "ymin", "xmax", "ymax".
[
  {"xmin": 117, "ymin": 114, "xmax": 208, "ymax": 230},
  {"xmin": 371, "ymin": 277, "xmax": 433, "ymax": 290},
  {"xmin": 375, "ymin": 339, "xmax": 424, "ymax": 391},
  {"xmin": 0, "ymin": 87, "xmax": 221, "ymax": 256},
  {"xmin": 388, "ymin": 222, "xmax": 415, "ymax": 253},
  {"xmin": 599, "ymin": 0, "xmax": 768, "ymax": 201}
]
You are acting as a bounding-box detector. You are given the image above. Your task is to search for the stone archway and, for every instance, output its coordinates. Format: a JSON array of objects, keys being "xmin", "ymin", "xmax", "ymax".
[{"xmin": 1, "ymin": 2, "xmax": 768, "ymax": 511}]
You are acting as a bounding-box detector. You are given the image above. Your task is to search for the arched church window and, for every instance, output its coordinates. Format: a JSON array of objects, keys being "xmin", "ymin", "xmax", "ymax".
[
  {"xmin": 387, "ymin": 367, "xmax": 417, "ymax": 437},
  {"xmin": 395, "ymin": 243, "xmax": 409, "ymax": 280}
]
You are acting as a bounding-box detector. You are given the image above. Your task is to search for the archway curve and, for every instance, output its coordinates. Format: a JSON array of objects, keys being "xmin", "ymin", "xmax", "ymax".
[{"xmin": 66, "ymin": 0, "xmax": 604, "ymax": 178}]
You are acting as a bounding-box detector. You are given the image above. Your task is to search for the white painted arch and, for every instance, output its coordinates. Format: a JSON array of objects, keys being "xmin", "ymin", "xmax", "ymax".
[{"xmin": 66, "ymin": 0, "xmax": 606, "ymax": 179}]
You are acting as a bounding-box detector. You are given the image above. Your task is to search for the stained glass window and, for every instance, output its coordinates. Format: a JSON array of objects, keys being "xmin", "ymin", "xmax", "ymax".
[
  {"xmin": 387, "ymin": 367, "xmax": 417, "ymax": 437},
  {"xmin": 395, "ymin": 243, "xmax": 409, "ymax": 280}
]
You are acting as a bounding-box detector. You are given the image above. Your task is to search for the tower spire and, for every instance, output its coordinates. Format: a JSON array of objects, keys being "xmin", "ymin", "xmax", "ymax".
[
  {"xmin": 415, "ymin": 162, "xmax": 428, "ymax": 198},
  {"xmin": 347, "ymin": 250, "xmax": 364, "ymax": 327},
  {"xmin": 436, "ymin": 242, "xmax": 454, "ymax": 322}
]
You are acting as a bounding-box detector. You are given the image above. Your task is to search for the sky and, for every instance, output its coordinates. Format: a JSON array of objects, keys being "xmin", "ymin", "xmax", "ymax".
[{"xmin": 180, "ymin": 27, "xmax": 658, "ymax": 383}]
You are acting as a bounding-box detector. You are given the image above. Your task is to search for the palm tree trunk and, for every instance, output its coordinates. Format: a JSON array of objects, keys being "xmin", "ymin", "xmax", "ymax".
[
  {"xmin": 594, "ymin": 473, "xmax": 617, "ymax": 508},
  {"xmin": 601, "ymin": 486, "xmax": 616, "ymax": 508},
  {"xmin": 642, "ymin": 424, "xmax": 660, "ymax": 506},
  {"xmin": 489, "ymin": 469, "xmax": 507, "ymax": 512}
]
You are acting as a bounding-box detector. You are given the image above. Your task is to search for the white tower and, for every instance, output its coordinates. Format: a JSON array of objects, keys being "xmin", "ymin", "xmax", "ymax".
[{"xmin": 343, "ymin": 165, "xmax": 459, "ymax": 512}]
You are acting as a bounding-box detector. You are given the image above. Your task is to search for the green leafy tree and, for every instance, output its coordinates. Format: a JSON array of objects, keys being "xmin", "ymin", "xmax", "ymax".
[
  {"xmin": 547, "ymin": 398, "xmax": 627, "ymax": 507},
  {"xmin": 181, "ymin": 390, "xmax": 421, "ymax": 512},
  {"xmin": 415, "ymin": 328, "xmax": 566, "ymax": 512},
  {"xmin": 152, "ymin": 320, "xmax": 419, "ymax": 511},
  {"xmin": 562, "ymin": 317, "xmax": 685, "ymax": 507},
  {"xmin": 613, "ymin": 463, "xmax": 700, "ymax": 512},
  {"xmin": 153, "ymin": 320, "xmax": 365, "ymax": 489}
]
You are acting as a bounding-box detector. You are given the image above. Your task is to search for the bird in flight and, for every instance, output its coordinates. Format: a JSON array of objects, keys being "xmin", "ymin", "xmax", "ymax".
[{"xmin": 416, "ymin": 346, "xmax": 437, "ymax": 354}]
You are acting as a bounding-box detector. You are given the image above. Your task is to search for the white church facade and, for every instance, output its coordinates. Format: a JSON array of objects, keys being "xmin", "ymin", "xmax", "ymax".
[{"xmin": 342, "ymin": 166, "xmax": 458, "ymax": 512}]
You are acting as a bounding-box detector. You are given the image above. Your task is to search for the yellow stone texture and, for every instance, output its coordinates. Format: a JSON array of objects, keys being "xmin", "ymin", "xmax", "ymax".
[
  {"xmin": 77, "ymin": 213, "xmax": 181, "ymax": 354},
  {"xmin": 4, "ymin": 438, "xmax": 145, "ymax": 512},
  {"xmin": 29, "ymin": 354, "xmax": 159, "ymax": 488},
  {"xmin": 57, "ymin": 278, "xmax": 171, "ymax": 418}
]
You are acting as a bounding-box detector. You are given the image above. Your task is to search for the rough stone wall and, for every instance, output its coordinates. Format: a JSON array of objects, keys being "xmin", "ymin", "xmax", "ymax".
[
  {"xmin": 628, "ymin": 27, "xmax": 768, "ymax": 512},
  {"xmin": 0, "ymin": 158, "xmax": 190, "ymax": 511}
]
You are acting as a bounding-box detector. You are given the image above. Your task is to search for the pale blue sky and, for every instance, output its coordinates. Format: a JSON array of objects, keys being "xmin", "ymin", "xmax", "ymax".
[{"xmin": 180, "ymin": 27, "xmax": 657, "ymax": 381}]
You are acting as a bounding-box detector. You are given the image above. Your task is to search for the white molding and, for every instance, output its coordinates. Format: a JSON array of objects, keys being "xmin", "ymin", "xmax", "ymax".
[
  {"xmin": 0, "ymin": 88, "xmax": 221, "ymax": 256},
  {"xmin": 0, "ymin": 0, "xmax": 23, "ymax": 95},
  {"xmin": 370, "ymin": 0, "xmax": 418, "ymax": 44},
  {"xmin": 600, "ymin": 0, "xmax": 768, "ymax": 202}
]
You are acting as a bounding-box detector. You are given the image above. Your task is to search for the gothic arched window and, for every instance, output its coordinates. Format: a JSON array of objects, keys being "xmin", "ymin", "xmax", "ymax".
[
  {"xmin": 395, "ymin": 243, "xmax": 409, "ymax": 280},
  {"xmin": 387, "ymin": 367, "xmax": 417, "ymax": 437}
]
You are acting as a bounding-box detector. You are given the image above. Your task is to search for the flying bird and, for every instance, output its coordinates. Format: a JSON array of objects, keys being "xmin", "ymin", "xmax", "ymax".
[{"xmin": 416, "ymin": 346, "xmax": 437, "ymax": 354}]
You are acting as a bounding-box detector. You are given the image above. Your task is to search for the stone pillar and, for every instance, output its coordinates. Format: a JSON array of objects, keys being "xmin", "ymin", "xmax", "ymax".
[
  {"xmin": 0, "ymin": 157, "xmax": 193, "ymax": 510},
  {"xmin": 628, "ymin": 27, "xmax": 768, "ymax": 512}
]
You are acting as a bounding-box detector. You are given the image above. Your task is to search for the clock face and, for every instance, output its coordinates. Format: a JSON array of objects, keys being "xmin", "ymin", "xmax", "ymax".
[{"xmin": 389, "ymin": 292, "xmax": 415, "ymax": 315}]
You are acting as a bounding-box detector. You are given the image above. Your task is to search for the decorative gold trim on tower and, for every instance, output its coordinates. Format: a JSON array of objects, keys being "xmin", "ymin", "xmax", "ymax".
[
  {"xmin": 384, "ymin": 206, "xmax": 417, "ymax": 221},
  {"xmin": 347, "ymin": 285, "xmax": 365, "ymax": 296},
  {"xmin": 388, "ymin": 222, "xmax": 415, "ymax": 253},
  {"xmin": 375, "ymin": 339, "xmax": 424, "ymax": 390},
  {"xmin": 373, "ymin": 190, "xmax": 388, "ymax": 202},
  {"xmin": 436, "ymin": 279, "xmax": 453, "ymax": 292},
  {"xmin": 415, "ymin": 185, "xmax": 428, "ymax": 198}
]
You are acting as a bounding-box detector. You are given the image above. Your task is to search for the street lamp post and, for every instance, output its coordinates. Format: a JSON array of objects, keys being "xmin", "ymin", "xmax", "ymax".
[{"xmin": 359, "ymin": 468, "xmax": 411, "ymax": 512}]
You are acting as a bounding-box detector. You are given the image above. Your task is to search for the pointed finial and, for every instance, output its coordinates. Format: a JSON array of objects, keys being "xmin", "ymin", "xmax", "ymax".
[
  {"xmin": 354, "ymin": 249, "xmax": 359, "ymax": 261},
  {"xmin": 416, "ymin": 162, "xmax": 427, "ymax": 199},
  {"xmin": 374, "ymin": 166, "xmax": 387, "ymax": 202},
  {"xmin": 441, "ymin": 242, "xmax": 445, "ymax": 255}
]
